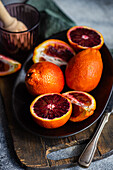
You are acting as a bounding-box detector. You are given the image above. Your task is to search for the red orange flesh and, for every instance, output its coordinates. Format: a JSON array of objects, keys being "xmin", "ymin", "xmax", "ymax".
[
  {"xmin": 30, "ymin": 93, "xmax": 72, "ymax": 129},
  {"xmin": 63, "ymin": 91, "xmax": 96, "ymax": 122},
  {"xmin": 32, "ymin": 39, "xmax": 76, "ymax": 66},
  {"xmin": 67, "ymin": 26, "xmax": 104, "ymax": 52}
]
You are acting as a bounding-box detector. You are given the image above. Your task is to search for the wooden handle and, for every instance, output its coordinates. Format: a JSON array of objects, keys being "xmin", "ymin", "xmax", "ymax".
[{"xmin": 0, "ymin": 0, "xmax": 15, "ymax": 28}]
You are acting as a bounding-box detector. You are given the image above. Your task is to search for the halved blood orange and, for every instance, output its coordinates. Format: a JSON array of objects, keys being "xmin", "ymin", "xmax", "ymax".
[
  {"xmin": 62, "ymin": 91, "xmax": 96, "ymax": 122},
  {"xmin": 67, "ymin": 26, "xmax": 104, "ymax": 51},
  {"xmin": 30, "ymin": 93, "xmax": 72, "ymax": 129},
  {"xmin": 0, "ymin": 55, "xmax": 21, "ymax": 76},
  {"xmin": 32, "ymin": 39, "xmax": 76, "ymax": 67}
]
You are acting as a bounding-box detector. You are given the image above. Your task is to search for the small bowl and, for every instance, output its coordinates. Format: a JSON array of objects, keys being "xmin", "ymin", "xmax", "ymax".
[{"xmin": 0, "ymin": 3, "xmax": 40, "ymax": 61}]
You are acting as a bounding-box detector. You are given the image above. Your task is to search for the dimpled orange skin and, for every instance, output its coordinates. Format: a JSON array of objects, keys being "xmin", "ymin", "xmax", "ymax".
[
  {"xmin": 25, "ymin": 61, "xmax": 65, "ymax": 96},
  {"xmin": 65, "ymin": 48, "xmax": 103, "ymax": 92}
]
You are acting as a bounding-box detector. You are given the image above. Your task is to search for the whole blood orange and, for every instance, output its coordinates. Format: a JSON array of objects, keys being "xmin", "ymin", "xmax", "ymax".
[
  {"xmin": 67, "ymin": 26, "xmax": 104, "ymax": 51},
  {"xmin": 32, "ymin": 39, "xmax": 76, "ymax": 67},
  {"xmin": 25, "ymin": 61, "xmax": 65, "ymax": 95},
  {"xmin": 63, "ymin": 91, "xmax": 96, "ymax": 122},
  {"xmin": 30, "ymin": 93, "xmax": 72, "ymax": 129},
  {"xmin": 65, "ymin": 48, "xmax": 103, "ymax": 92}
]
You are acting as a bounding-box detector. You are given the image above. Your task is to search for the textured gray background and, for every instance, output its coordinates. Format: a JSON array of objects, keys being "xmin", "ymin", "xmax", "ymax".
[
  {"xmin": 54, "ymin": 0, "xmax": 113, "ymax": 50},
  {"xmin": 0, "ymin": 0, "xmax": 113, "ymax": 169}
]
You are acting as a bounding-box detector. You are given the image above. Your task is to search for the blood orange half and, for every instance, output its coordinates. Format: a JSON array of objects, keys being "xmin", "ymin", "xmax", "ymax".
[
  {"xmin": 67, "ymin": 26, "xmax": 104, "ymax": 51},
  {"xmin": 32, "ymin": 39, "xmax": 76, "ymax": 67},
  {"xmin": 62, "ymin": 91, "xmax": 96, "ymax": 122},
  {"xmin": 30, "ymin": 93, "xmax": 72, "ymax": 129}
]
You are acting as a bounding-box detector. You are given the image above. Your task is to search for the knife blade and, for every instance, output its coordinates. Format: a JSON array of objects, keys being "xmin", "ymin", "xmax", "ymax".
[{"xmin": 47, "ymin": 143, "xmax": 86, "ymax": 160}]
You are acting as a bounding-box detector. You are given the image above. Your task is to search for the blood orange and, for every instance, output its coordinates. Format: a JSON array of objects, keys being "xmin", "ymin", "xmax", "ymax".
[
  {"xmin": 25, "ymin": 61, "xmax": 65, "ymax": 96},
  {"xmin": 30, "ymin": 93, "xmax": 72, "ymax": 129},
  {"xmin": 0, "ymin": 54, "xmax": 21, "ymax": 76},
  {"xmin": 32, "ymin": 39, "xmax": 76, "ymax": 67},
  {"xmin": 67, "ymin": 26, "xmax": 104, "ymax": 51},
  {"xmin": 65, "ymin": 48, "xmax": 103, "ymax": 92},
  {"xmin": 63, "ymin": 91, "xmax": 96, "ymax": 122}
]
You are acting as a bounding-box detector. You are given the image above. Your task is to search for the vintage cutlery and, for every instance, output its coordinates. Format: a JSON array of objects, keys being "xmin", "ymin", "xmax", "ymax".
[{"xmin": 78, "ymin": 107, "xmax": 113, "ymax": 168}]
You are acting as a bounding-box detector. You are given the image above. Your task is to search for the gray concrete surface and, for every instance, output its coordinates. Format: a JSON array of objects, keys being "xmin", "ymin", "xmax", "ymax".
[{"xmin": 0, "ymin": 0, "xmax": 113, "ymax": 170}]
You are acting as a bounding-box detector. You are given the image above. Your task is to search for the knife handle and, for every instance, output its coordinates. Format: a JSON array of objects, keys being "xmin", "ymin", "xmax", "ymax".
[{"xmin": 78, "ymin": 113, "xmax": 109, "ymax": 168}]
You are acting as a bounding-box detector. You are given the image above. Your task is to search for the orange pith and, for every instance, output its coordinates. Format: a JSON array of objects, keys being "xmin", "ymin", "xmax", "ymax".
[
  {"xmin": 65, "ymin": 48, "xmax": 103, "ymax": 92},
  {"xmin": 32, "ymin": 39, "xmax": 76, "ymax": 66},
  {"xmin": 25, "ymin": 61, "xmax": 65, "ymax": 96},
  {"xmin": 67, "ymin": 26, "xmax": 104, "ymax": 51},
  {"xmin": 30, "ymin": 93, "xmax": 72, "ymax": 129},
  {"xmin": 62, "ymin": 91, "xmax": 96, "ymax": 122}
]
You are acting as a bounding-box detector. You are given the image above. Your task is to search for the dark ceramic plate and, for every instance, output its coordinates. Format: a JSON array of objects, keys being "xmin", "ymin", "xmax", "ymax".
[{"xmin": 12, "ymin": 30, "xmax": 113, "ymax": 138}]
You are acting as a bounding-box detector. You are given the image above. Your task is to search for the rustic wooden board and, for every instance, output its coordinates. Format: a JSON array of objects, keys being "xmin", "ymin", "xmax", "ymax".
[{"xmin": 0, "ymin": 72, "xmax": 113, "ymax": 169}]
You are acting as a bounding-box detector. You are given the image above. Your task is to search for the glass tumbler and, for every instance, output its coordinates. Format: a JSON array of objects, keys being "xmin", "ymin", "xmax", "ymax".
[{"xmin": 0, "ymin": 3, "xmax": 40, "ymax": 61}]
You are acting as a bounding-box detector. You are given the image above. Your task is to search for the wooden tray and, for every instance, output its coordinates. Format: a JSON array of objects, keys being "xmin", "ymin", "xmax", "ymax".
[{"xmin": 0, "ymin": 33, "xmax": 113, "ymax": 169}]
